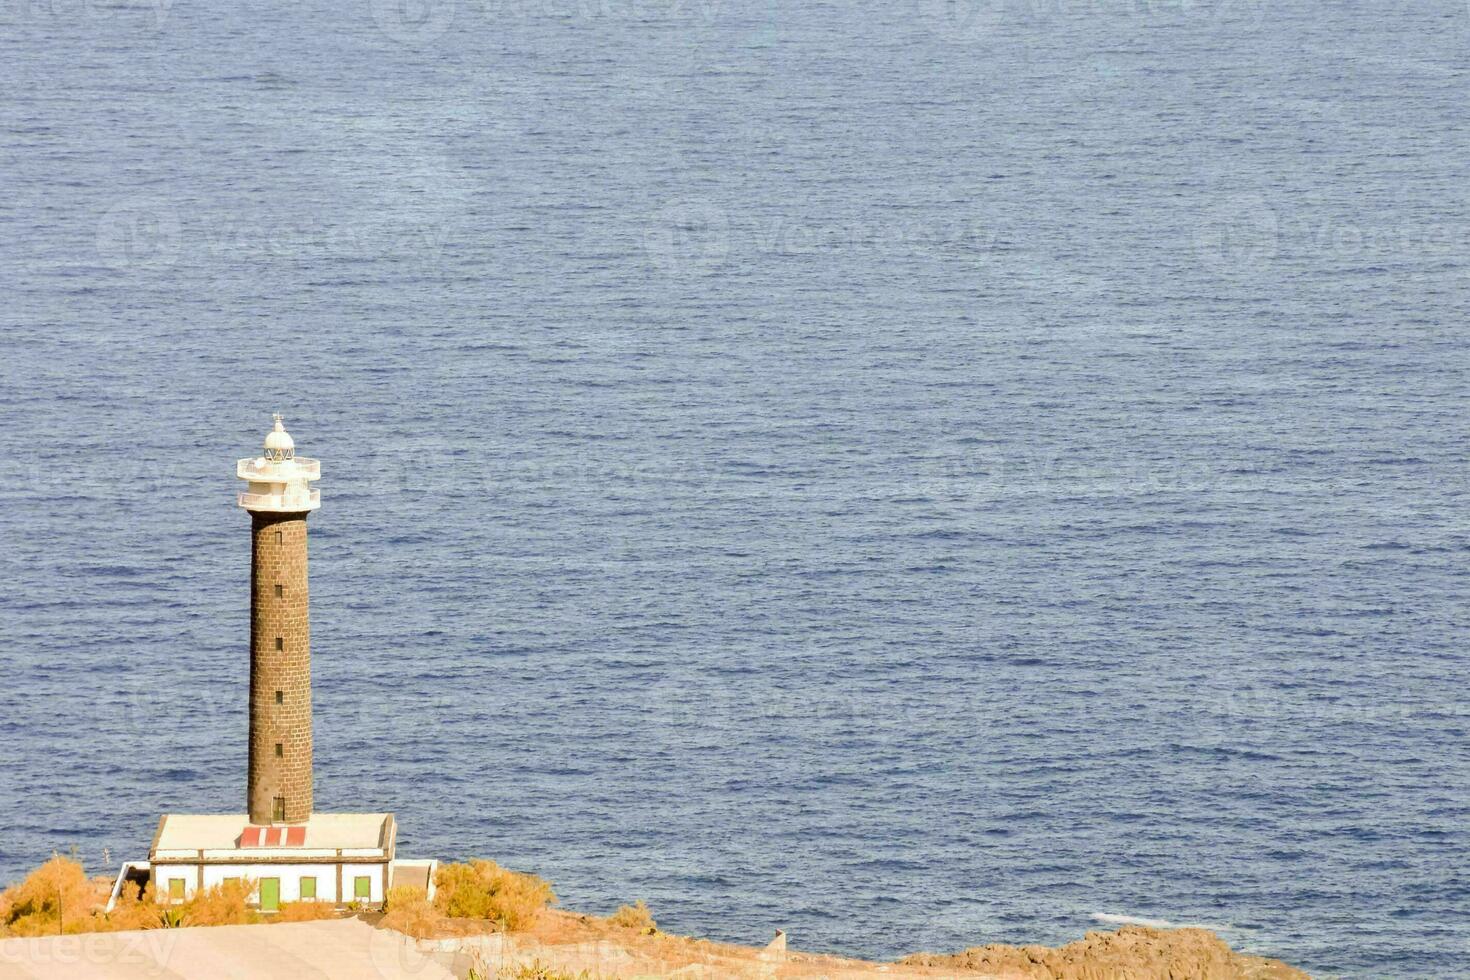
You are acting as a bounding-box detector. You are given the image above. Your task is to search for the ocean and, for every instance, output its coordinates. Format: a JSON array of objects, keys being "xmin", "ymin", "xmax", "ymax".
[{"xmin": 1, "ymin": 0, "xmax": 1468, "ymax": 975}]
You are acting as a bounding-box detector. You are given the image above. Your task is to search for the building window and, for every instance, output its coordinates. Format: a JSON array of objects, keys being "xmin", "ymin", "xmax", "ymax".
[
  {"xmin": 274, "ymin": 742, "xmax": 283, "ymax": 758},
  {"xmin": 354, "ymin": 876, "xmax": 371, "ymax": 901},
  {"xmin": 274, "ymin": 584, "xmax": 283, "ymax": 598},
  {"xmin": 275, "ymin": 530, "xmax": 283, "ymax": 544},
  {"xmin": 273, "ymin": 796, "xmax": 286, "ymax": 821},
  {"xmin": 274, "ymin": 637, "xmax": 283, "ymax": 651},
  {"xmin": 275, "ymin": 690, "xmax": 283, "ymax": 705},
  {"xmin": 168, "ymin": 879, "xmax": 185, "ymax": 901},
  {"xmin": 299, "ymin": 877, "xmax": 316, "ymax": 900}
]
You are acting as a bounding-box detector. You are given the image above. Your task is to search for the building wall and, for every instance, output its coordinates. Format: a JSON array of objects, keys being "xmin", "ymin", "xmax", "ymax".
[
  {"xmin": 154, "ymin": 863, "xmax": 388, "ymax": 906},
  {"xmin": 154, "ymin": 865, "xmax": 196, "ymax": 903},
  {"xmin": 248, "ymin": 512, "xmax": 314, "ymax": 823},
  {"xmin": 203, "ymin": 863, "xmax": 345, "ymax": 903}
]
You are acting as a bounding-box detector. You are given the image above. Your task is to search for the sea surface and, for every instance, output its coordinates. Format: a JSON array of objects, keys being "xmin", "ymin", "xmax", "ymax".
[{"xmin": 2, "ymin": 0, "xmax": 1468, "ymax": 975}]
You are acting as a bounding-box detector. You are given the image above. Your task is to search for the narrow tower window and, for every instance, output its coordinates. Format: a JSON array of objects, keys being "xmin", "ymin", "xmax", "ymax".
[
  {"xmin": 275, "ymin": 743, "xmax": 283, "ymax": 758},
  {"xmin": 274, "ymin": 584, "xmax": 283, "ymax": 598},
  {"xmin": 275, "ymin": 530, "xmax": 282, "ymax": 544},
  {"xmin": 275, "ymin": 690, "xmax": 283, "ymax": 705},
  {"xmin": 273, "ymin": 797, "xmax": 285, "ymax": 821},
  {"xmin": 275, "ymin": 637, "xmax": 283, "ymax": 651}
]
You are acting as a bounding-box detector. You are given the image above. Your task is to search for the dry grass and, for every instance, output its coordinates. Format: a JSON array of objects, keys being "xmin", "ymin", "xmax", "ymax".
[
  {"xmin": 434, "ymin": 860, "xmax": 555, "ymax": 931},
  {"xmin": 492, "ymin": 962, "xmax": 594, "ymax": 980},
  {"xmin": 179, "ymin": 879, "xmax": 258, "ymax": 927},
  {"xmin": 383, "ymin": 884, "xmax": 426, "ymax": 913},
  {"xmin": 607, "ymin": 900, "xmax": 657, "ymax": 934},
  {"xmin": 273, "ymin": 900, "xmax": 340, "ymax": 923},
  {"xmin": 381, "ymin": 884, "xmax": 448, "ymax": 939}
]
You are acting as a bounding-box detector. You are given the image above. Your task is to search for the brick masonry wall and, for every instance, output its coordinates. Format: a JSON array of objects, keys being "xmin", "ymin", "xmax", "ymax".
[{"xmin": 249, "ymin": 512, "xmax": 313, "ymax": 824}]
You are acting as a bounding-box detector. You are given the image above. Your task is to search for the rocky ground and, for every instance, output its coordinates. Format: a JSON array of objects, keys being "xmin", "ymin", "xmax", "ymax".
[
  {"xmin": 898, "ymin": 923, "xmax": 1310, "ymax": 979},
  {"xmin": 388, "ymin": 909, "xmax": 1310, "ymax": 979},
  {"xmin": 0, "ymin": 912, "xmax": 1310, "ymax": 979}
]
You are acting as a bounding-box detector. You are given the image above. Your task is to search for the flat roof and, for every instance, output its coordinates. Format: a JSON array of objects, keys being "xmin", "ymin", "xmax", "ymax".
[{"xmin": 153, "ymin": 813, "xmax": 393, "ymax": 853}]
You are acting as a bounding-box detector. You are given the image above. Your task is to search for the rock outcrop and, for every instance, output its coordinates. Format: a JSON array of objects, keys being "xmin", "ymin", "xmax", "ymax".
[{"xmin": 899, "ymin": 924, "xmax": 1309, "ymax": 980}]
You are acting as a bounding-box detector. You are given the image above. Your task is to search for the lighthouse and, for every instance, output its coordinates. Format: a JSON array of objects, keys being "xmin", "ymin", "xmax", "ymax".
[
  {"xmin": 109, "ymin": 416, "xmax": 436, "ymax": 913},
  {"xmin": 237, "ymin": 415, "xmax": 320, "ymax": 825}
]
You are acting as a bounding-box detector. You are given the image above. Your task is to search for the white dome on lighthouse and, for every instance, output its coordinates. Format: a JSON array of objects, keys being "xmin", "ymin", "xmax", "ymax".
[{"xmin": 263, "ymin": 414, "xmax": 295, "ymax": 461}]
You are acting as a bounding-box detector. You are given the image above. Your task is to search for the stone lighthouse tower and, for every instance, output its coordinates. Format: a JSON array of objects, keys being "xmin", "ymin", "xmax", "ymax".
[
  {"xmin": 114, "ymin": 416, "xmax": 433, "ymax": 914},
  {"xmin": 236, "ymin": 415, "xmax": 321, "ymax": 825}
]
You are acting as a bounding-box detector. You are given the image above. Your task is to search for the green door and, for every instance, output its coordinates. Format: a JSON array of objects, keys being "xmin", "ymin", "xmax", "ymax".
[{"xmin": 260, "ymin": 878, "xmax": 280, "ymax": 912}]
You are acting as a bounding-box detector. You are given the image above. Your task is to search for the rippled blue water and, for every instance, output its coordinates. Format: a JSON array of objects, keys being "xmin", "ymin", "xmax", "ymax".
[{"xmin": 3, "ymin": 0, "xmax": 1469, "ymax": 975}]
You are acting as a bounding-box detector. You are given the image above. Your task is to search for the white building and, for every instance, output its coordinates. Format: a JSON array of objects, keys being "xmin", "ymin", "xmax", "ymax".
[{"xmin": 112, "ymin": 814, "xmax": 435, "ymax": 911}]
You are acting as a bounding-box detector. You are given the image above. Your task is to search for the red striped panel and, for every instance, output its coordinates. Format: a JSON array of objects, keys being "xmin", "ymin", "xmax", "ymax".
[{"xmin": 239, "ymin": 824, "xmax": 310, "ymax": 847}]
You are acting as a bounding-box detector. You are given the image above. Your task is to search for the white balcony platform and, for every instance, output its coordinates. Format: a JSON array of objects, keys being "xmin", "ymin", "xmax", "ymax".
[
  {"xmin": 237, "ymin": 456, "xmax": 321, "ymax": 482},
  {"xmin": 237, "ymin": 488, "xmax": 321, "ymax": 513}
]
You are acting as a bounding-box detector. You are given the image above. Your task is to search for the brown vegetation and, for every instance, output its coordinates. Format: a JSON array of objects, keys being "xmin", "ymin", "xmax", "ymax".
[
  {"xmin": 273, "ymin": 899, "xmax": 341, "ymax": 923},
  {"xmin": 382, "ymin": 884, "xmax": 449, "ymax": 938},
  {"xmin": 434, "ymin": 860, "xmax": 556, "ymax": 930},
  {"xmin": 105, "ymin": 883, "xmax": 165, "ymax": 931},
  {"xmin": 0, "ymin": 855, "xmax": 107, "ymax": 936},
  {"xmin": 492, "ymin": 963, "xmax": 593, "ymax": 980},
  {"xmin": 607, "ymin": 899, "xmax": 657, "ymax": 934},
  {"xmin": 177, "ymin": 878, "xmax": 258, "ymax": 927}
]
